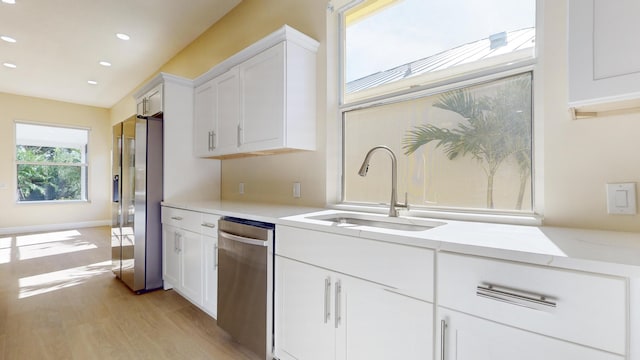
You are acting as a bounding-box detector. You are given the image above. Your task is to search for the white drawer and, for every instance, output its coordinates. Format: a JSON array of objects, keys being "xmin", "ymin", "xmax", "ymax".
[
  {"xmin": 438, "ymin": 252, "xmax": 627, "ymax": 355},
  {"xmin": 200, "ymin": 213, "xmax": 220, "ymax": 237},
  {"xmin": 161, "ymin": 207, "xmax": 201, "ymax": 233},
  {"xmin": 276, "ymin": 225, "xmax": 434, "ymax": 302}
]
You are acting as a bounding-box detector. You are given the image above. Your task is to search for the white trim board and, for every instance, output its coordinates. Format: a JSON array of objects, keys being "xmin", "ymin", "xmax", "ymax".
[{"xmin": 0, "ymin": 220, "xmax": 111, "ymax": 236}]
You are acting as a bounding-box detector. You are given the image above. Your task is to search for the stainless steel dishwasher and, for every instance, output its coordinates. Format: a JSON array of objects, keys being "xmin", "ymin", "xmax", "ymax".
[{"xmin": 217, "ymin": 217, "xmax": 275, "ymax": 360}]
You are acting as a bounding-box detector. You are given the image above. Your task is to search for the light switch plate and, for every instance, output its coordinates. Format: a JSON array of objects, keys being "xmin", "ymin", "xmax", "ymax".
[{"xmin": 606, "ymin": 183, "xmax": 636, "ymax": 215}]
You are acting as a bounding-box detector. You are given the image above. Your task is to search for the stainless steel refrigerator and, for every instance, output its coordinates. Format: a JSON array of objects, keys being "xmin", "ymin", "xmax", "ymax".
[{"xmin": 111, "ymin": 115, "xmax": 163, "ymax": 293}]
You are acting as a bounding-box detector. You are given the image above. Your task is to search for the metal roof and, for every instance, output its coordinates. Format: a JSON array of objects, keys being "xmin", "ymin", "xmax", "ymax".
[{"xmin": 346, "ymin": 27, "xmax": 535, "ymax": 94}]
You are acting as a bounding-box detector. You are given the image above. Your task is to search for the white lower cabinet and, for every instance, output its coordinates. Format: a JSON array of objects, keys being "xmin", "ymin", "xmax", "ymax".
[
  {"xmin": 179, "ymin": 229, "xmax": 203, "ymax": 304},
  {"xmin": 276, "ymin": 257, "xmax": 334, "ymax": 360},
  {"xmin": 438, "ymin": 309, "xmax": 623, "ymax": 360},
  {"xmin": 202, "ymin": 233, "xmax": 218, "ymax": 317},
  {"xmin": 161, "ymin": 224, "xmax": 203, "ymax": 304},
  {"xmin": 276, "ymin": 256, "xmax": 433, "ymax": 360},
  {"xmin": 161, "ymin": 224, "xmax": 180, "ymax": 290},
  {"xmin": 161, "ymin": 206, "xmax": 219, "ymax": 318},
  {"xmin": 437, "ymin": 252, "xmax": 627, "ymax": 360}
]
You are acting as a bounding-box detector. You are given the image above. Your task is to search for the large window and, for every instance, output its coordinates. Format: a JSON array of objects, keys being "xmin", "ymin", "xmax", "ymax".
[
  {"xmin": 340, "ymin": 0, "xmax": 537, "ymax": 215},
  {"xmin": 15, "ymin": 123, "xmax": 89, "ymax": 202}
]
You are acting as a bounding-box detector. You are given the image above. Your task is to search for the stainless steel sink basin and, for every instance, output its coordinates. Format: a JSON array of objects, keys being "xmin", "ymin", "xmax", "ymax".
[{"xmin": 308, "ymin": 213, "xmax": 444, "ymax": 232}]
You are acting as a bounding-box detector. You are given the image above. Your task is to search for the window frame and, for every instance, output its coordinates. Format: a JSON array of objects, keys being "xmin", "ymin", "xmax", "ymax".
[
  {"xmin": 14, "ymin": 121, "xmax": 90, "ymax": 204},
  {"xmin": 331, "ymin": 0, "xmax": 544, "ymax": 224}
]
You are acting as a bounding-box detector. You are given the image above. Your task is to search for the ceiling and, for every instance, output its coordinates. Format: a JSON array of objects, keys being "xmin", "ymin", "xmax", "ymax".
[{"xmin": 0, "ymin": 0, "xmax": 241, "ymax": 108}]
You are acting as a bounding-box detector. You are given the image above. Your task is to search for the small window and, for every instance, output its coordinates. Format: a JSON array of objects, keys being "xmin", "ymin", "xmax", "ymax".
[{"xmin": 15, "ymin": 123, "xmax": 89, "ymax": 202}]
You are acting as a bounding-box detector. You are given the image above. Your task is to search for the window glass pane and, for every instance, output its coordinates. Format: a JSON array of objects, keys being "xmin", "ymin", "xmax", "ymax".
[
  {"xmin": 343, "ymin": 72, "xmax": 532, "ymax": 212},
  {"xmin": 16, "ymin": 145, "xmax": 82, "ymax": 164},
  {"xmin": 344, "ymin": 0, "xmax": 535, "ymax": 97},
  {"xmin": 17, "ymin": 164, "xmax": 84, "ymax": 201},
  {"xmin": 15, "ymin": 123, "xmax": 89, "ymax": 202}
]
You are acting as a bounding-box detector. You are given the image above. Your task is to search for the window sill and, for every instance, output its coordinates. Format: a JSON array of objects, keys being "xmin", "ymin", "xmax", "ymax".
[
  {"xmin": 16, "ymin": 200, "xmax": 91, "ymax": 205},
  {"xmin": 331, "ymin": 203, "xmax": 542, "ymax": 227}
]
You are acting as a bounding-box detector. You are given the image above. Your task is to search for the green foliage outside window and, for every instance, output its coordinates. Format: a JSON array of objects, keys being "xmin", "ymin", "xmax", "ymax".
[{"xmin": 16, "ymin": 145, "xmax": 84, "ymax": 201}]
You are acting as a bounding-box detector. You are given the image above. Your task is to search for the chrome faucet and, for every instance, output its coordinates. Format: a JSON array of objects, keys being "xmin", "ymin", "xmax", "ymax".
[{"xmin": 358, "ymin": 145, "xmax": 408, "ymax": 217}]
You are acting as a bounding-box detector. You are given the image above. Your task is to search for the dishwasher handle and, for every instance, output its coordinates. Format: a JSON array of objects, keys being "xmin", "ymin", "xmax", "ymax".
[{"xmin": 218, "ymin": 230, "xmax": 268, "ymax": 247}]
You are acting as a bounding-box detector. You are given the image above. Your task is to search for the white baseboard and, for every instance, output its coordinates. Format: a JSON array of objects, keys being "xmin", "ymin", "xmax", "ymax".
[{"xmin": 0, "ymin": 220, "xmax": 111, "ymax": 236}]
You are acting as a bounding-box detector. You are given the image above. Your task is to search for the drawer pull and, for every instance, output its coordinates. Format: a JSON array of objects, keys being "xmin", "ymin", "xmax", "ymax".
[
  {"xmin": 170, "ymin": 216, "xmax": 183, "ymax": 221},
  {"xmin": 201, "ymin": 222, "xmax": 216, "ymax": 229},
  {"xmin": 476, "ymin": 284, "xmax": 556, "ymax": 311}
]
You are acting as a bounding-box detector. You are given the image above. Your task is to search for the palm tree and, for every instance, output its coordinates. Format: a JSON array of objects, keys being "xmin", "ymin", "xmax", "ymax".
[{"xmin": 402, "ymin": 75, "xmax": 532, "ymax": 209}]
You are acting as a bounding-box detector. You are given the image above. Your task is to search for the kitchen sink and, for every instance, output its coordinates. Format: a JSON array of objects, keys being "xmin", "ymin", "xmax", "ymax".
[{"xmin": 307, "ymin": 213, "xmax": 444, "ymax": 232}]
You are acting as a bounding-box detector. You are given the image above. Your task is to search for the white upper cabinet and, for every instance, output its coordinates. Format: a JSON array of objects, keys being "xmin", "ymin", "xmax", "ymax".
[
  {"xmin": 193, "ymin": 25, "xmax": 319, "ymax": 158},
  {"xmin": 193, "ymin": 68, "xmax": 240, "ymax": 157},
  {"xmin": 568, "ymin": 0, "xmax": 640, "ymax": 111},
  {"xmin": 238, "ymin": 43, "xmax": 286, "ymax": 153},
  {"xmin": 136, "ymin": 83, "xmax": 163, "ymax": 117}
]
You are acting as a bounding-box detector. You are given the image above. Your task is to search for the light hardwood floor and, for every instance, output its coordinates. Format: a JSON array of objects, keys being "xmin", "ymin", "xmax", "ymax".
[{"xmin": 0, "ymin": 226, "xmax": 260, "ymax": 360}]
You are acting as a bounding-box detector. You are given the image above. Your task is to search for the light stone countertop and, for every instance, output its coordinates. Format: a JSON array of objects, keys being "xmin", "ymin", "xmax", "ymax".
[{"xmin": 161, "ymin": 200, "xmax": 640, "ymax": 277}]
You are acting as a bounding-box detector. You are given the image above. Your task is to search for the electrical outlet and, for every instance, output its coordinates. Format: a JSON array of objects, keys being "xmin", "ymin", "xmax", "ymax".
[
  {"xmin": 0, "ymin": 183, "xmax": 6, "ymax": 190},
  {"xmin": 293, "ymin": 182, "xmax": 301, "ymax": 198},
  {"xmin": 239, "ymin": 182, "xmax": 245, "ymax": 194}
]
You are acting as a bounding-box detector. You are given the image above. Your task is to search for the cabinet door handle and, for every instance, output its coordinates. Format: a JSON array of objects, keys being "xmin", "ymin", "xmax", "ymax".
[
  {"xmin": 334, "ymin": 280, "xmax": 342, "ymax": 329},
  {"xmin": 237, "ymin": 124, "xmax": 242, "ymax": 147},
  {"xmin": 214, "ymin": 244, "xmax": 218, "ymax": 269},
  {"xmin": 212, "ymin": 131, "xmax": 217, "ymax": 150},
  {"xmin": 207, "ymin": 131, "xmax": 213, "ymax": 151},
  {"xmin": 176, "ymin": 232, "xmax": 183, "ymax": 253},
  {"xmin": 476, "ymin": 284, "xmax": 556, "ymax": 311},
  {"xmin": 201, "ymin": 222, "xmax": 216, "ymax": 229},
  {"xmin": 440, "ymin": 319, "xmax": 447, "ymax": 360},
  {"xmin": 324, "ymin": 277, "xmax": 331, "ymax": 324},
  {"xmin": 173, "ymin": 232, "xmax": 180, "ymax": 253},
  {"xmin": 170, "ymin": 216, "xmax": 183, "ymax": 221}
]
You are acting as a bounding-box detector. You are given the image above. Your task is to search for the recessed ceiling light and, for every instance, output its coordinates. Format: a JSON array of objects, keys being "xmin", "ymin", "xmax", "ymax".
[
  {"xmin": 3, "ymin": 62, "xmax": 17, "ymax": 68},
  {"xmin": 87, "ymin": 80, "xmax": 98, "ymax": 85},
  {"xmin": 1, "ymin": 35, "xmax": 16, "ymax": 43},
  {"xmin": 99, "ymin": 61, "xmax": 112, "ymax": 67},
  {"xmin": 2, "ymin": 0, "xmax": 16, "ymax": 4},
  {"xmin": 116, "ymin": 33, "xmax": 130, "ymax": 41}
]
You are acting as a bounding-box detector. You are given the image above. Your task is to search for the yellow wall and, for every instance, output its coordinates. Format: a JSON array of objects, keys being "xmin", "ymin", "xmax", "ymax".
[
  {"xmin": 0, "ymin": 92, "xmax": 111, "ymax": 231},
  {"xmin": 540, "ymin": 1, "xmax": 640, "ymax": 232},
  {"xmin": 107, "ymin": 0, "xmax": 639, "ymax": 231}
]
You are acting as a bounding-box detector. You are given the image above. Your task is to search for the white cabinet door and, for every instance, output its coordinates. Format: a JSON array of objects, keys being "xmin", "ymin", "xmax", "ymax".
[
  {"xmin": 275, "ymin": 256, "xmax": 434, "ymax": 360},
  {"xmin": 239, "ymin": 42, "xmax": 285, "ymax": 152},
  {"xmin": 162, "ymin": 225, "xmax": 180, "ymax": 290},
  {"xmin": 338, "ymin": 275, "xmax": 433, "ymax": 360},
  {"xmin": 193, "ymin": 79, "xmax": 215, "ymax": 157},
  {"xmin": 136, "ymin": 83, "xmax": 163, "ymax": 116},
  {"xmin": 568, "ymin": 0, "xmax": 640, "ymax": 106},
  {"xmin": 214, "ymin": 68, "xmax": 240, "ymax": 155},
  {"xmin": 202, "ymin": 234, "xmax": 218, "ymax": 317},
  {"xmin": 275, "ymin": 256, "xmax": 335, "ymax": 360},
  {"xmin": 194, "ymin": 69, "xmax": 240, "ymax": 157},
  {"xmin": 180, "ymin": 229, "xmax": 203, "ymax": 304},
  {"xmin": 146, "ymin": 83, "xmax": 163, "ymax": 116},
  {"xmin": 438, "ymin": 309, "xmax": 623, "ymax": 360}
]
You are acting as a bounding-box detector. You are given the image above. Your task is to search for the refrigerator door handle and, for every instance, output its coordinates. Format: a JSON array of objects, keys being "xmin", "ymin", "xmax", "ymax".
[{"xmin": 112, "ymin": 175, "xmax": 120, "ymax": 202}]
